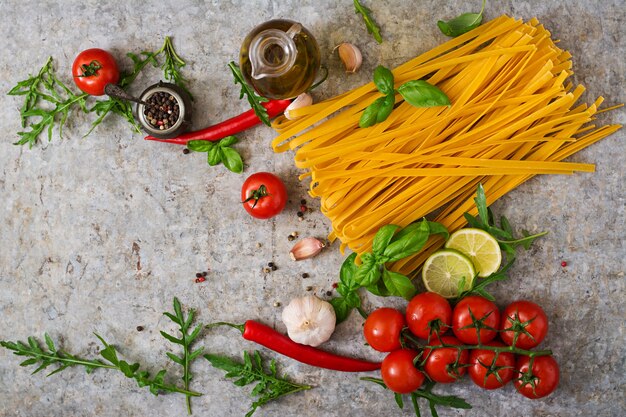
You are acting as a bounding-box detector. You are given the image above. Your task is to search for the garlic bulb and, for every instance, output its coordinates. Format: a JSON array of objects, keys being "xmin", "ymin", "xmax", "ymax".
[
  {"xmin": 282, "ymin": 295, "xmax": 336, "ymax": 346},
  {"xmin": 284, "ymin": 93, "xmax": 313, "ymax": 120},
  {"xmin": 336, "ymin": 42, "xmax": 362, "ymax": 73}
]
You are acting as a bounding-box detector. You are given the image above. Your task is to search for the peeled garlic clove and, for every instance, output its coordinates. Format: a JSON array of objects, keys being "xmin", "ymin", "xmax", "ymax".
[
  {"xmin": 284, "ymin": 93, "xmax": 313, "ymax": 120},
  {"xmin": 336, "ymin": 42, "xmax": 362, "ymax": 73},
  {"xmin": 282, "ymin": 295, "xmax": 336, "ymax": 346},
  {"xmin": 289, "ymin": 237, "xmax": 326, "ymax": 261}
]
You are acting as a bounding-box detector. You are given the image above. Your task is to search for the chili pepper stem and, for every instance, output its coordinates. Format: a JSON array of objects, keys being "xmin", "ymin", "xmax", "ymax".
[{"xmin": 205, "ymin": 322, "xmax": 245, "ymax": 333}]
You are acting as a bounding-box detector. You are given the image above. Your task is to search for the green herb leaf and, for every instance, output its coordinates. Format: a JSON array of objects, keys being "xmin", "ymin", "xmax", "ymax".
[
  {"xmin": 218, "ymin": 135, "xmax": 238, "ymax": 148},
  {"xmin": 353, "ymin": 0, "xmax": 383, "ymax": 43},
  {"xmin": 383, "ymin": 219, "xmax": 430, "ymax": 262},
  {"xmin": 187, "ymin": 140, "xmax": 214, "ymax": 152},
  {"xmin": 394, "ymin": 392, "xmax": 404, "ymax": 409},
  {"xmin": 329, "ymin": 297, "xmax": 352, "ymax": 323},
  {"xmin": 205, "ymin": 351, "xmax": 311, "ymax": 417},
  {"xmin": 228, "ymin": 61, "xmax": 270, "ymax": 126},
  {"xmin": 156, "ymin": 36, "xmax": 193, "ymax": 100},
  {"xmin": 354, "ymin": 253, "xmax": 381, "ymax": 286},
  {"xmin": 376, "ymin": 94, "xmax": 396, "ymax": 123},
  {"xmin": 437, "ymin": 0, "xmax": 486, "ymax": 37},
  {"xmin": 359, "ymin": 96, "xmax": 385, "ymax": 128},
  {"xmin": 163, "ymin": 297, "xmax": 204, "ymax": 414},
  {"xmin": 207, "ymin": 146, "xmax": 221, "ymax": 166},
  {"xmin": 366, "ymin": 280, "xmax": 391, "ymax": 297},
  {"xmin": 397, "ymin": 80, "xmax": 450, "ymax": 108},
  {"xmin": 382, "ymin": 268, "xmax": 417, "ymax": 300},
  {"xmin": 373, "ymin": 66, "xmax": 395, "ymax": 95},
  {"xmin": 220, "ymin": 147, "xmax": 244, "ymax": 173},
  {"xmin": 372, "ymin": 225, "xmax": 400, "ymax": 256}
]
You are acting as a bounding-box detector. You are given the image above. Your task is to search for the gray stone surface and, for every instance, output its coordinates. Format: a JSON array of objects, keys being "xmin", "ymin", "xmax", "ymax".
[{"xmin": 0, "ymin": 0, "xmax": 624, "ymax": 416}]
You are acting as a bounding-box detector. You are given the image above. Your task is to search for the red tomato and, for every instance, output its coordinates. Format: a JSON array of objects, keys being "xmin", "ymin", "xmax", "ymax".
[
  {"xmin": 381, "ymin": 349, "xmax": 425, "ymax": 394},
  {"xmin": 406, "ymin": 292, "xmax": 452, "ymax": 340},
  {"xmin": 500, "ymin": 300, "xmax": 548, "ymax": 349},
  {"xmin": 423, "ymin": 336, "xmax": 468, "ymax": 383},
  {"xmin": 452, "ymin": 296, "xmax": 499, "ymax": 344},
  {"xmin": 363, "ymin": 308, "xmax": 405, "ymax": 352},
  {"xmin": 515, "ymin": 355, "xmax": 560, "ymax": 399},
  {"xmin": 468, "ymin": 341, "xmax": 516, "ymax": 390},
  {"xmin": 72, "ymin": 49, "xmax": 120, "ymax": 96},
  {"xmin": 241, "ymin": 172, "xmax": 287, "ymax": 219}
]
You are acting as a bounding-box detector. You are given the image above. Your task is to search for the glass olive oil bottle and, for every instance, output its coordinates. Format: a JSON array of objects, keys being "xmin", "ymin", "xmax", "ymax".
[{"xmin": 240, "ymin": 19, "xmax": 320, "ymax": 99}]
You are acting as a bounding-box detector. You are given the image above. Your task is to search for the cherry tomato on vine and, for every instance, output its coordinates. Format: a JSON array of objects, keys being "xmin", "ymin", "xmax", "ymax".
[
  {"xmin": 452, "ymin": 295, "xmax": 499, "ymax": 344},
  {"xmin": 72, "ymin": 49, "xmax": 119, "ymax": 96},
  {"xmin": 241, "ymin": 172, "xmax": 287, "ymax": 219},
  {"xmin": 500, "ymin": 300, "xmax": 548, "ymax": 349},
  {"xmin": 406, "ymin": 292, "xmax": 452, "ymax": 340},
  {"xmin": 381, "ymin": 349, "xmax": 425, "ymax": 394},
  {"xmin": 423, "ymin": 335, "xmax": 468, "ymax": 383},
  {"xmin": 363, "ymin": 308, "xmax": 405, "ymax": 352},
  {"xmin": 515, "ymin": 355, "xmax": 560, "ymax": 399},
  {"xmin": 468, "ymin": 341, "xmax": 516, "ymax": 390}
]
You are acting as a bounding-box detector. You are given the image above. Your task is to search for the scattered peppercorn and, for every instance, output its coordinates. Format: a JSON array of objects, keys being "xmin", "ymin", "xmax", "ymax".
[
  {"xmin": 202, "ymin": 271, "xmax": 208, "ymax": 277},
  {"xmin": 136, "ymin": 326, "xmax": 144, "ymax": 332},
  {"xmin": 288, "ymin": 235, "xmax": 295, "ymax": 241},
  {"xmin": 332, "ymin": 282, "xmax": 338, "ymax": 289},
  {"xmin": 301, "ymin": 273, "xmax": 309, "ymax": 278},
  {"xmin": 300, "ymin": 199, "xmax": 307, "ymax": 205},
  {"xmin": 271, "ymin": 265, "xmax": 278, "ymax": 271},
  {"xmin": 195, "ymin": 277, "xmax": 206, "ymax": 283},
  {"xmin": 195, "ymin": 272, "xmax": 202, "ymax": 278},
  {"xmin": 305, "ymin": 286, "xmax": 313, "ymax": 291},
  {"xmin": 298, "ymin": 217, "xmax": 304, "ymax": 222},
  {"xmin": 300, "ymin": 205, "xmax": 307, "ymax": 212},
  {"xmin": 325, "ymin": 291, "xmax": 332, "ymax": 296},
  {"xmin": 273, "ymin": 301, "xmax": 281, "ymax": 307},
  {"xmin": 262, "ymin": 267, "xmax": 271, "ymax": 274},
  {"xmin": 296, "ymin": 211, "xmax": 304, "ymax": 217},
  {"xmin": 268, "ymin": 262, "xmax": 275, "ymax": 268},
  {"xmin": 561, "ymin": 261, "xmax": 567, "ymax": 267},
  {"xmin": 183, "ymin": 148, "xmax": 190, "ymax": 154}
]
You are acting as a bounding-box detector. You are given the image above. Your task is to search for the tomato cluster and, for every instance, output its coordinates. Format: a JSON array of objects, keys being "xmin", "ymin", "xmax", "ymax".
[{"xmin": 363, "ymin": 293, "xmax": 559, "ymax": 399}]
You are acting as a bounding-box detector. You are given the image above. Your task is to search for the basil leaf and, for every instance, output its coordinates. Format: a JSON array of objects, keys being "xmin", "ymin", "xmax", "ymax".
[
  {"xmin": 376, "ymin": 94, "xmax": 395, "ymax": 124},
  {"xmin": 218, "ymin": 135, "xmax": 238, "ymax": 148},
  {"xmin": 372, "ymin": 225, "xmax": 400, "ymax": 256},
  {"xmin": 354, "ymin": 253, "xmax": 381, "ymax": 286},
  {"xmin": 382, "ymin": 269, "xmax": 416, "ymax": 300},
  {"xmin": 329, "ymin": 297, "xmax": 351, "ymax": 324},
  {"xmin": 366, "ymin": 280, "xmax": 390, "ymax": 297},
  {"xmin": 398, "ymin": 80, "xmax": 450, "ymax": 108},
  {"xmin": 427, "ymin": 221, "xmax": 449, "ymax": 240},
  {"xmin": 437, "ymin": 0, "xmax": 485, "ymax": 38},
  {"xmin": 383, "ymin": 219, "xmax": 430, "ymax": 262},
  {"xmin": 359, "ymin": 96, "xmax": 385, "ymax": 128},
  {"xmin": 219, "ymin": 147, "xmax": 244, "ymax": 173},
  {"xmin": 345, "ymin": 291, "xmax": 361, "ymax": 308},
  {"xmin": 187, "ymin": 140, "xmax": 214, "ymax": 152},
  {"xmin": 207, "ymin": 146, "xmax": 221, "ymax": 166},
  {"xmin": 373, "ymin": 66, "xmax": 394, "ymax": 95},
  {"xmin": 339, "ymin": 253, "xmax": 359, "ymax": 291}
]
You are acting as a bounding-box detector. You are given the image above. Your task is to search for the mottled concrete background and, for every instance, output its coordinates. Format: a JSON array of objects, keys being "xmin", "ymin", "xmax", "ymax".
[{"xmin": 0, "ymin": 1, "xmax": 624, "ymax": 416}]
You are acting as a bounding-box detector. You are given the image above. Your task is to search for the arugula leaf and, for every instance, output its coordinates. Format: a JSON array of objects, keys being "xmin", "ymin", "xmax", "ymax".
[
  {"xmin": 205, "ymin": 351, "xmax": 311, "ymax": 417},
  {"xmin": 228, "ymin": 61, "xmax": 270, "ymax": 126},
  {"xmin": 0, "ymin": 333, "xmax": 201, "ymax": 397},
  {"xmin": 353, "ymin": 0, "xmax": 383, "ymax": 44},
  {"xmin": 187, "ymin": 136, "xmax": 244, "ymax": 173},
  {"xmin": 397, "ymin": 80, "xmax": 450, "ymax": 108},
  {"xmin": 157, "ymin": 36, "xmax": 193, "ymax": 100},
  {"xmin": 162, "ymin": 297, "xmax": 204, "ymax": 414},
  {"xmin": 437, "ymin": 0, "xmax": 486, "ymax": 37}
]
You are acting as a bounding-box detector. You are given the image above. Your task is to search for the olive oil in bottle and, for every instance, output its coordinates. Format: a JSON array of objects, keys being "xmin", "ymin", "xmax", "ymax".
[{"xmin": 240, "ymin": 19, "xmax": 321, "ymax": 99}]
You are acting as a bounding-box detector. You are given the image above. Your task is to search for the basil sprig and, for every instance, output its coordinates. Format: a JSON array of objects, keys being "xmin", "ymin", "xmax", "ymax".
[
  {"xmin": 359, "ymin": 66, "xmax": 450, "ymax": 128},
  {"xmin": 437, "ymin": 0, "xmax": 486, "ymax": 37},
  {"xmin": 330, "ymin": 219, "xmax": 449, "ymax": 323},
  {"xmin": 187, "ymin": 136, "xmax": 244, "ymax": 173}
]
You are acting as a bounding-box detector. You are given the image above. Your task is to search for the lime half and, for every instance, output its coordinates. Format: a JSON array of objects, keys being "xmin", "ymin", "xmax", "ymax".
[
  {"xmin": 422, "ymin": 249, "xmax": 476, "ymax": 298},
  {"xmin": 444, "ymin": 228, "xmax": 502, "ymax": 277}
]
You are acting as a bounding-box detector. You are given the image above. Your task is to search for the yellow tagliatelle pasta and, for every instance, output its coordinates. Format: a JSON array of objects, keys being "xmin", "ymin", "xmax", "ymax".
[{"xmin": 271, "ymin": 16, "xmax": 623, "ymax": 276}]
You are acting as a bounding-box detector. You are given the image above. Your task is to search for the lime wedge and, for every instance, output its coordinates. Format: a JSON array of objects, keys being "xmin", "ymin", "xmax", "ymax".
[
  {"xmin": 422, "ymin": 249, "xmax": 475, "ymax": 298},
  {"xmin": 444, "ymin": 228, "xmax": 502, "ymax": 277}
]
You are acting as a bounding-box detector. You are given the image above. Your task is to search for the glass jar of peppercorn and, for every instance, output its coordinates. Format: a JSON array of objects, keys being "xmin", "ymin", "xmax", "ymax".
[{"xmin": 136, "ymin": 81, "xmax": 192, "ymax": 138}]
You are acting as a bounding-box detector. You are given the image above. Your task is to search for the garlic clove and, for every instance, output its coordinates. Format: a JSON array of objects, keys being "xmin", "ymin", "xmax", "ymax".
[
  {"xmin": 336, "ymin": 42, "xmax": 362, "ymax": 73},
  {"xmin": 282, "ymin": 295, "xmax": 336, "ymax": 346},
  {"xmin": 289, "ymin": 237, "xmax": 326, "ymax": 261},
  {"xmin": 284, "ymin": 93, "xmax": 313, "ymax": 120}
]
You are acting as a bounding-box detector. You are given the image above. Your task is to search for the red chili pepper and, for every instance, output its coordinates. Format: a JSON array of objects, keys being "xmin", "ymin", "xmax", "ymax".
[
  {"xmin": 209, "ymin": 320, "xmax": 381, "ymax": 372},
  {"xmin": 144, "ymin": 99, "xmax": 291, "ymax": 145}
]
